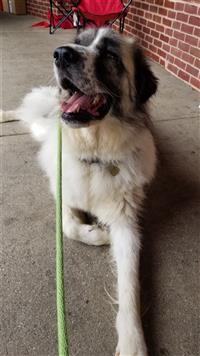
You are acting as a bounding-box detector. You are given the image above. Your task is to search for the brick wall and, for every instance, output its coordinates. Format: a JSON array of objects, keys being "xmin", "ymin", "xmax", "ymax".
[
  {"xmin": 121, "ymin": 0, "xmax": 200, "ymax": 91},
  {"xmin": 27, "ymin": 0, "xmax": 199, "ymax": 90},
  {"xmin": 26, "ymin": 0, "xmax": 50, "ymax": 18}
]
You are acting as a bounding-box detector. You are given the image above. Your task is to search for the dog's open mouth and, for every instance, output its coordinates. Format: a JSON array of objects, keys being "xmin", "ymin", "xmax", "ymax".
[{"xmin": 61, "ymin": 86, "xmax": 112, "ymax": 127}]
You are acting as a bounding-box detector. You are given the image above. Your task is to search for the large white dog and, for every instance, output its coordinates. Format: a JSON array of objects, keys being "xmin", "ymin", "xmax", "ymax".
[{"xmin": 3, "ymin": 28, "xmax": 158, "ymax": 356}]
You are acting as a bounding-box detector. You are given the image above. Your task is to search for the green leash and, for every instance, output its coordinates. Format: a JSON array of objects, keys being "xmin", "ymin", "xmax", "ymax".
[{"xmin": 56, "ymin": 121, "xmax": 69, "ymax": 356}]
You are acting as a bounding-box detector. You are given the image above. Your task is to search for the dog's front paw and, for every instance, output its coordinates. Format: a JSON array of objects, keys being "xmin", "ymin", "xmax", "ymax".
[
  {"xmin": 115, "ymin": 340, "xmax": 148, "ymax": 356},
  {"xmin": 115, "ymin": 311, "xmax": 148, "ymax": 356},
  {"xmin": 115, "ymin": 351, "xmax": 147, "ymax": 356}
]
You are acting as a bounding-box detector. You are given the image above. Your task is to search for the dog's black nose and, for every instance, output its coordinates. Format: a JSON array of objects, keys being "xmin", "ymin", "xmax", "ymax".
[{"xmin": 53, "ymin": 46, "xmax": 80, "ymax": 67}]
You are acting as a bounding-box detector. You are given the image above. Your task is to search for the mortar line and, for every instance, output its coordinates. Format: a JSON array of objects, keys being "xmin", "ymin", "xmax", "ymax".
[
  {"xmin": 153, "ymin": 115, "xmax": 199, "ymax": 123},
  {"xmin": 0, "ymin": 132, "xmax": 29, "ymax": 138}
]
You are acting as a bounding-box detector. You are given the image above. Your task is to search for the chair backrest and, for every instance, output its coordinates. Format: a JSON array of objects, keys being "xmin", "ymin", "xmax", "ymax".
[{"xmin": 78, "ymin": 0, "xmax": 125, "ymax": 17}]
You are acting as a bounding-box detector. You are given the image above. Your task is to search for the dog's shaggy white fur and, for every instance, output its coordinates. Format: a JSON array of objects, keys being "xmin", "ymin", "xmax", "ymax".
[{"xmin": 3, "ymin": 29, "xmax": 158, "ymax": 356}]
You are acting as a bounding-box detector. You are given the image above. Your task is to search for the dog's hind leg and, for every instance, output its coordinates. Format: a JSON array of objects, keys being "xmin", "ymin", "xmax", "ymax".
[
  {"xmin": 110, "ymin": 214, "xmax": 147, "ymax": 356},
  {"xmin": 63, "ymin": 207, "xmax": 110, "ymax": 246}
]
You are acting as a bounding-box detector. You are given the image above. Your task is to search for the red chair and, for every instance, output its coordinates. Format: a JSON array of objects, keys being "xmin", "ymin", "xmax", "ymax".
[
  {"xmin": 75, "ymin": 0, "xmax": 133, "ymax": 33},
  {"xmin": 49, "ymin": 0, "xmax": 132, "ymax": 34}
]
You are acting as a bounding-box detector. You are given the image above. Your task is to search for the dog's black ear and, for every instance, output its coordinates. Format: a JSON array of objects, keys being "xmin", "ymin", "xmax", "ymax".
[{"xmin": 133, "ymin": 46, "xmax": 158, "ymax": 106}]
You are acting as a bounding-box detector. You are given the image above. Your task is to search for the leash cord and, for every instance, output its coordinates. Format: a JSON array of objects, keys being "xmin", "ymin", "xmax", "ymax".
[{"xmin": 56, "ymin": 121, "xmax": 69, "ymax": 356}]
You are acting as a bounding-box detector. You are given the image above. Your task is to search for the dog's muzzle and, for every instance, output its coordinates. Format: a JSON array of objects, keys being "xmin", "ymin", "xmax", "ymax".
[{"xmin": 54, "ymin": 46, "xmax": 112, "ymax": 128}]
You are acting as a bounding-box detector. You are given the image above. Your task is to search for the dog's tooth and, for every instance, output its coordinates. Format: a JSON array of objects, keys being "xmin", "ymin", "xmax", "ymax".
[{"xmin": 93, "ymin": 94, "xmax": 100, "ymax": 105}]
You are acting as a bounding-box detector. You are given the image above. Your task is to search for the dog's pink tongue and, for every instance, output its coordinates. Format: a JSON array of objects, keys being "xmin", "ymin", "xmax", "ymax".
[{"xmin": 62, "ymin": 92, "xmax": 92, "ymax": 113}]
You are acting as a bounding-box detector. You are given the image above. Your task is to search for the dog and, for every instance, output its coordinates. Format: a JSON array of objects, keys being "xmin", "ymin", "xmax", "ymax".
[{"xmin": 6, "ymin": 28, "xmax": 158, "ymax": 355}]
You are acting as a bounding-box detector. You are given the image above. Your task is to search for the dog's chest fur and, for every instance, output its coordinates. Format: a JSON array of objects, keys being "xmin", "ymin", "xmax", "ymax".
[{"xmin": 39, "ymin": 114, "xmax": 156, "ymax": 224}]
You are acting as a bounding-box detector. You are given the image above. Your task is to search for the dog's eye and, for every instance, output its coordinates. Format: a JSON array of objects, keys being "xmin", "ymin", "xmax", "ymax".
[{"xmin": 106, "ymin": 51, "xmax": 118, "ymax": 61}]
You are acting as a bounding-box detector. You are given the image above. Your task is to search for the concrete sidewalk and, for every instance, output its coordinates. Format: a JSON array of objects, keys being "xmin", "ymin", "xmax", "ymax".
[{"xmin": 0, "ymin": 13, "xmax": 199, "ymax": 356}]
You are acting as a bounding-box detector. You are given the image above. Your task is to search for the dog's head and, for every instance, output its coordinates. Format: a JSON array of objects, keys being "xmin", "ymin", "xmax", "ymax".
[{"xmin": 54, "ymin": 28, "xmax": 158, "ymax": 128}]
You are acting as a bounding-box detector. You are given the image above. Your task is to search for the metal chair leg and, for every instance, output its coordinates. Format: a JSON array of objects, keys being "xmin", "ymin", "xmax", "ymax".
[{"xmin": 49, "ymin": 0, "xmax": 54, "ymax": 34}]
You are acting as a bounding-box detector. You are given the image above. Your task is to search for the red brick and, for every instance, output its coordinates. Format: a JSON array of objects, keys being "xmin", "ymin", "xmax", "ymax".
[
  {"xmin": 190, "ymin": 46, "xmax": 200, "ymax": 58},
  {"xmin": 189, "ymin": 16, "xmax": 200, "ymax": 26},
  {"xmin": 149, "ymin": 44, "xmax": 158, "ymax": 53},
  {"xmin": 157, "ymin": 49, "xmax": 166, "ymax": 58},
  {"xmin": 173, "ymin": 21, "xmax": 181, "ymax": 30},
  {"xmin": 145, "ymin": 35, "xmax": 153, "ymax": 44},
  {"xmin": 154, "ymin": 39, "xmax": 162, "ymax": 47},
  {"xmin": 194, "ymin": 28, "xmax": 200, "ymax": 37},
  {"xmin": 166, "ymin": 54, "xmax": 174, "ymax": 63},
  {"xmin": 125, "ymin": 25, "xmax": 132, "ymax": 33},
  {"xmin": 163, "ymin": 18, "xmax": 172, "ymax": 27},
  {"xmin": 126, "ymin": 15, "xmax": 132, "ymax": 21},
  {"xmin": 176, "ymin": 13, "xmax": 189, "ymax": 22},
  {"xmin": 153, "ymin": 15, "xmax": 162, "ymax": 23},
  {"xmin": 147, "ymin": 51, "xmax": 160, "ymax": 62},
  {"xmin": 186, "ymin": 64, "xmax": 199, "ymax": 77},
  {"xmin": 133, "ymin": 15, "xmax": 139, "ymax": 22},
  {"xmin": 178, "ymin": 70, "xmax": 190, "ymax": 82},
  {"xmin": 160, "ymin": 34, "xmax": 169, "ymax": 43},
  {"xmin": 182, "ymin": 52, "xmax": 195, "ymax": 65},
  {"xmin": 181, "ymin": 24, "xmax": 194, "ymax": 35},
  {"xmin": 194, "ymin": 58, "xmax": 200, "ymax": 69},
  {"xmin": 158, "ymin": 8, "xmax": 167, "ymax": 16},
  {"xmin": 185, "ymin": 35, "xmax": 198, "ymax": 46},
  {"xmin": 147, "ymin": 21, "xmax": 156, "ymax": 29},
  {"xmin": 174, "ymin": 30, "xmax": 185, "ymax": 41},
  {"xmin": 185, "ymin": 4, "xmax": 198, "ymax": 15},
  {"xmin": 190, "ymin": 77, "xmax": 200, "ymax": 90},
  {"xmin": 141, "ymin": 3, "xmax": 149, "ymax": 11},
  {"xmin": 131, "ymin": 28, "xmax": 138, "ymax": 36},
  {"xmin": 129, "ymin": 20, "xmax": 136, "ymax": 28},
  {"xmin": 140, "ymin": 18, "xmax": 147, "ymax": 26},
  {"xmin": 167, "ymin": 63, "xmax": 178, "ymax": 75},
  {"xmin": 175, "ymin": 2, "xmax": 184, "ymax": 11},
  {"xmin": 137, "ymin": 31, "xmax": 145, "ymax": 40},
  {"xmin": 141, "ymin": 40, "xmax": 149, "ymax": 48},
  {"xmin": 130, "ymin": 7, "xmax": 137, "ymax": 15},
  {"xmin": 168, "ymin": 10, "xmax": 176, "ymax": 19},
  {"xmin": 143, "ymin": 26, "xmax": 151, "ymax": 34},
  {"xmin": 156, "ymin": 24, "xmax": 165, "ymax": 32},
  {"xmin": 174, "ymin": 58, "xmax": 186, "ymax": 70},
  {"xmin": 145, "ymin": 12, "xmax": 153, "ymax": 20},
  {"xmin": 178, "ymin": 41, "xmax": 190, "ymax": 53},
  {"xmin": 136, "ymin": 23, "xmax": 142, "ymax": 31},
  {"xmin": 127, "ymin": 13, "xmax": 133, "ymax": 20},
  {"xmin": 150, "ymin": 6, "xmax": 157, "ymax": 13},
  {"xmin": 162, "ymin": 43, "xmax": 170, "ymax": 52},
  {"xmin": 134, "ymin": 1, "xmax": 141, "ymax": 8},
  {"xmin": 159, "ymin": 58, "xmax": 165, "ymax": 66},
  {"xmin": 151, "ymin": 30, "xmax": 160, "ymax": 38},
  {"xmin": 171, "ymin": 47, "xmax": 181, "ymax": 58},
  {"xmin": 137, "ymin": 9, "xmax": 144, "ymax": 17},
  {"xmin": 164, "ymin": 0, "xmax": 175, "ymax": 9},
  {"xmin": 165, "ymin": 28, "xmax": 173, "ymax": 36},
  {"xmin": 156, "ymin": 0, "xmax": 164, "ymax": 5},
  {"xmin": 169, "ymin": 38, "xmax": 178, "ymax": 47}
]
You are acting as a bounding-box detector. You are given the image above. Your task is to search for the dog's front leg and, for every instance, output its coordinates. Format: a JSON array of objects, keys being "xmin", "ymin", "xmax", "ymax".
[{"xmin": 111, "ymin": 218, "xmax": 147, "ymax": 356}]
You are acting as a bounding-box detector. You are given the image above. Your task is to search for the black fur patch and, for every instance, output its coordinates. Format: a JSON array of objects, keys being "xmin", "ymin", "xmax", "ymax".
[
  {"xmin": 133, "ymin": 47, "xmax": 158, "ymax": 106},
  {"xmin": 94, "ymin": 36, "xmax": 125, "ymax": 116}
]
